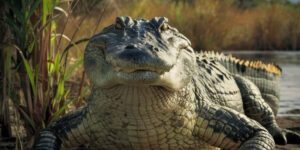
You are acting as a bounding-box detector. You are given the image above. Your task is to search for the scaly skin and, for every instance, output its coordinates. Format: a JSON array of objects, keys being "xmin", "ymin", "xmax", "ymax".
[
  {"xmin": 34, "ymin": 16, "xmax": 300, "ymax": 150},
  {"xmin": 200, "ymin": 51, "xmax": 281, "ymax": 115}
]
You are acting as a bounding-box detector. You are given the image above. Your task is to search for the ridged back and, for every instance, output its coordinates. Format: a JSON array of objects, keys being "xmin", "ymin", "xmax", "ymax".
[{"xmin": 197, "ymin": 51, "xmax": 282, "ymax": 115}]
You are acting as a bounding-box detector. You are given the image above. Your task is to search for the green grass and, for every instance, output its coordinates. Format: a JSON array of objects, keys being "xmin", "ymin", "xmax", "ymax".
[{"xmin": 1, "ymin": 0, "xmax": 94, "ymax": 148}]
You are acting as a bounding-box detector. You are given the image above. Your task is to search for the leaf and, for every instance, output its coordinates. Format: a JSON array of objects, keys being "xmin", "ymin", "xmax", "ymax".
[
  {"xmin": 50, "ymin": 92, "xmax": 74, "ymax": 123},
  {"xmin": 27, "ymin": 0, "xmax": 42, "ymax": 20},
  {"xmin": 16, "ymin": 46, "xmax": 37, "ymax": 97},
  {"xmin": 42, "ymin": 0, "xmax": 58, "ymax": 25},
  {"xmin": 17, "ymin": 106, "xmax": 36, "ymax": 133},
  {"xmin": 54, "ymin": 6, "xmax": 69, "ymax": 17}
]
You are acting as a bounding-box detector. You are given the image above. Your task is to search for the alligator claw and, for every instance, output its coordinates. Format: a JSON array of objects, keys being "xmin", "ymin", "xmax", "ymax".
[
  {"xmin": 275, "ymin": 135, "xmax": 287, "ymax": 145},
  {"xmin": 283, "ymin": 129, "xmax": 300, "ymax": 144},
  {"xmin": 270, "ymin": 127, "xmax": 300, "ymax": 145}
]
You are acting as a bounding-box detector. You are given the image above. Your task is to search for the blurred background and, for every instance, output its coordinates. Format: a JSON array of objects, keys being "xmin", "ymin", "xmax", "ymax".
[
  {"xmin": 63, "ymin": 0, "xmax": 300, "ymax": 51},
  {"xmin": 0, "ymin": 0, "xmax": 300, "ymax": 149}
]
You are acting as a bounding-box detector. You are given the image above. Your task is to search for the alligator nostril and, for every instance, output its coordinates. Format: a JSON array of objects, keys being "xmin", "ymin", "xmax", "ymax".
[
  {"xmin": 148, "ymin": 45, "xmax": 159, "ymax": 52},
  {"xmin": 153, "ymin": 47, "xmax": 159, "ymax": 52},
  {"xmin": 125, "ymin": 45, "xmax": 135, "ymax": 49}
]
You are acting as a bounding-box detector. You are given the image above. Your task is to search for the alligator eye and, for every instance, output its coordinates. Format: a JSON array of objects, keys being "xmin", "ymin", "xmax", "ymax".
[
  {"xmin": 159, "ymin": 23, "xmax": 169, "ymax": 31},
  {"xmin": 115, "ymin": 22, "xmax": 123, "ymax": 30},
  {"xmin": 115, "ymin": 17, "xmax": 125, "ymax": 30}
]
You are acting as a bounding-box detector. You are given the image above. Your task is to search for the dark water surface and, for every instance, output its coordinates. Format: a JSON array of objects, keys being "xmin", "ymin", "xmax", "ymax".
[{"xmin": 223, "ymin": 51, "xmax": 300, "ymax": 117}]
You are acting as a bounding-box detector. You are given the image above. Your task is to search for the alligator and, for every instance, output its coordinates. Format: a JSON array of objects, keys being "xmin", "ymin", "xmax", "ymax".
[
  {"xmin": 33, "ymin": 16, "xmax": 300, "ymax": 150},
  {"xmin": 201, "ymin": 51, "xmax": 282, "ymax": 116}
]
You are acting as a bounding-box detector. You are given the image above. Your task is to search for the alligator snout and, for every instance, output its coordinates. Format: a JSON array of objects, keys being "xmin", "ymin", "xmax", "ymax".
[
  {"xmin": 105, "ymin": 43, "xmax": 175, "ymax": 74},
  {"xmin": 118, "ymin": 45, "xmax": 152, "ymax": 62}
]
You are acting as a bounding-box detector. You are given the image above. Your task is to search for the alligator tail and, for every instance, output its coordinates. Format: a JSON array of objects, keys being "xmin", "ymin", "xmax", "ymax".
[{"xmin": 198, "ymin": 51, "xmax": 282, "ymax": 115}]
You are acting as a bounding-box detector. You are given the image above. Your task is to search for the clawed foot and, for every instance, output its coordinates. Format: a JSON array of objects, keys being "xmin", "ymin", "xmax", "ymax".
[
  {"xmin": 269, "ymin": 126, "xmax": 300, "ymax": 145},
  {"xmin": 282, "ymin": 129, "xmax": 300, "ymax": 144}
]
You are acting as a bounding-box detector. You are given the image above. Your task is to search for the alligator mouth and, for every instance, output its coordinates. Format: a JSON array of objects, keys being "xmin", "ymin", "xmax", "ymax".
[
  {"xmin": 104, "ymin": 48, "xmax": 177, "ymax": 84},
  {"xmin": 112, "ymin": 65, "xmax": 165, "ymax": 74},
  {"xmin": 110, "ymin": 62, "xmax": 170, "ymax": 84}
]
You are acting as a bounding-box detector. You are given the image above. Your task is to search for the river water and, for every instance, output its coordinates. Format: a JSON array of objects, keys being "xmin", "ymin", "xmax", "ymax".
[{"xmin": 223, "ymin": 51, "xmax": 300, "ymax": 117}]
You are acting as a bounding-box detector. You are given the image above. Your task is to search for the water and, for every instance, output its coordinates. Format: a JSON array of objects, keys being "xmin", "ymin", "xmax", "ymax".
[{"xmin": 223, "ymin": 51, "xmax": 300, "ymax": 117}]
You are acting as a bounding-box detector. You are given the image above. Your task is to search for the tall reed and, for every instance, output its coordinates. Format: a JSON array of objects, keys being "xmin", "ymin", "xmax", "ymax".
[{"xmin": 0, "ymin": 0, "xmax": 100, "ymax": 148}]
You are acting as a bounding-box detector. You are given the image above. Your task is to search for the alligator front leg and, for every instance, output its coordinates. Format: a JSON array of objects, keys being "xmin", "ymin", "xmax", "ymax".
[
  {"xmin": 33, "ymin": 108, "xmax": 90, "ymax": 149},
  {"xmin": 193, "ymin": 102, "xmax": 275, "ymax": 150},
  {"xmin": 234, "ymin": 75, "xmax": 300, "ymax": 145}
]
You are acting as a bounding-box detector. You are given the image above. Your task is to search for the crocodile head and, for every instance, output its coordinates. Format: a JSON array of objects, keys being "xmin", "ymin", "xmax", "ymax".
[{"xmin": 84, "ymin": 16, "xmax": 196, "ymax": 91}]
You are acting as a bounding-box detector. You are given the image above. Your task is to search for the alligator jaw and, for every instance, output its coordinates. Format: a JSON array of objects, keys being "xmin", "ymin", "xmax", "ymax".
[
  {"xmin": 115, "ymin": 70, "xmax": 160, "ymax": 85},
  {"xmin": 111, "ymin": 64, "xmax": 165, "ymax": 74},
  {"xmin": 109, "ymin": 57, "xmax": 173, "ymax": 85}
]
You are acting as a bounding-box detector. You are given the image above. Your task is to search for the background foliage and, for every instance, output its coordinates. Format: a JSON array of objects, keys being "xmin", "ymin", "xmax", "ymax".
[{"xmin": 67, "ymin": 0, "xmax": 300, "ymax": 51}]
